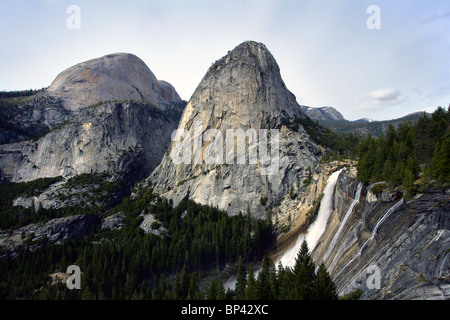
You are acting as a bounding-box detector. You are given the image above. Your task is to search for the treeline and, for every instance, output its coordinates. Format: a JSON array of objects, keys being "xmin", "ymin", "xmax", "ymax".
[
  {"xmin": 156, "ymin": 240, "xmax": 337, "ymax": 300},
  {"xmin": 287, "ymin": 117, "xmax": 360, "ymax": 160},
  {"xmin": 232, "ymin": 240, "xmax": 337, "ymax": 300},
  {"xmin": 0, "ymin": 236, "xmax": 338, "ymax": 300},
  {"xmin": 357, "ymin": 106, "xmax": 450, "ymax": 190},
  {"xmin": 0, "ymin": 89, "xmax": 44, "ymax": 99}
]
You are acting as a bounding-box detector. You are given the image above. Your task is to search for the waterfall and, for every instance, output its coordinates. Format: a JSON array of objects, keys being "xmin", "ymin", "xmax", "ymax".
[
  {"xmin": 333, "ymin": 199, "xmax": 404, "ymax": 279},
  {"xmin": 276, "ymin": 169, "xmax": 343, "ymax": 269},
  {"xmin": 322, "ymin": 182, "xmax": 363, "ymax": 264}
]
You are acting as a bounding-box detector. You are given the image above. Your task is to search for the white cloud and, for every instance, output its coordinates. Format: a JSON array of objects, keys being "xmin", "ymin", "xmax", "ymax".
[
  {"xmin": 369, "ymin": 88, "xmax": 401, "ymax": 102},
  {"xmin": 421, "ymin": 9, "xmax": 450, "ymax": 24}
]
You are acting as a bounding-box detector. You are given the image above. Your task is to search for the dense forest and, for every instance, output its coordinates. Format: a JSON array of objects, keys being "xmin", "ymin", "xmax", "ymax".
[
  {"xmin": 0, "ymin": 89, "xmax": 45, "ymax": 99},
  {"xmin": 232, "ymin": 240, "xmax": 337, "ymax": 300},
  {"xmin": 0, "ymin": 183, "xmax": 277, "ymax": 300},
  {"xmin": 356, "ymin": 106, "xmax": 450, "ymax": 193}
]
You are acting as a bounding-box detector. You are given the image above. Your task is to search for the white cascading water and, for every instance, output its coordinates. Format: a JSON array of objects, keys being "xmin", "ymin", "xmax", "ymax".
[
  {"xmin": 224, "ymin": 169, "xmax": 344, "ymax": 290},
  {"xmin": 276, "ymin": 169, "xmax": 343, "ymax": 269},
  {"xmin": 321, "ymin": 182, "xmax": 363, "ymax": 264},
  {"xmin": 333, "ymin": 198, "xmax": 404, "ymax": 279}
]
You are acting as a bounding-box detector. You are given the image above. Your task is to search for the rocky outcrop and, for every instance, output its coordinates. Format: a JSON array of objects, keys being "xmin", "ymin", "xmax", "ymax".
[
  {"xmin": 310, "ymin": 171, "xmax": 450, "ymax": 300},
  {"xmin": 0, "ymin": 100, "xmax": 183, "ymax": 183},
  {"xmin": 300, "ymin": 106, "xmax": 345, "ymax": 121},
  {"xmin": 47, "ymin": 53, "xmax": 181, "ymax": 112},
  {"xmin": 0, "ymin": 215, "xmax": 100, "ymax": 255},
  {"xmin": 149, "ymin": 41, "xmax": 321, "ymax": 218},
  {"xmin": 0, "ymin": 94, "xmax": 71, "ymax": 145},
  {"xmin": 101, "ymin": 213, "xmax": 125, "ymax": 231},
  {"xmin": 0, "ymin": 53, "xmax": 185, "ymax": 184},
  {"xmin": 272, "ymin": 161, "xmax": 357, "ymax": 257}
]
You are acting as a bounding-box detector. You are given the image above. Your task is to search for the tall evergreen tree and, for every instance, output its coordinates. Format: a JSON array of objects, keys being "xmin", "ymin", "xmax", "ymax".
[
  {"xmin": 256, "ymin": 255, "xmax": 274, "ymax": 300},
  {"xmin": 244, "ymin": 265, "xmax": 259, "ymax": 300},
  {"xmin": 292, "ymin": 240, "xmax": 316, "ymax": 300},
  {"xmin": 314, "ymin": 262, "xmax": 338, "ymax": 300},
  {"xmin": 235, "ymin": 256, "xmax": 247, "ymax": 300}
]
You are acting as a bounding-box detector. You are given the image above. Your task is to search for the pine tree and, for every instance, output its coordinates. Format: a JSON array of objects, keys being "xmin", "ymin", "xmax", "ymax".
[
  {"xmin": 256, "ymin": 255, "xmax": 273, "ymax": 300},
  {"xmin": 235, "ymin": 256, "xmax": 247, "ymax": 300},
  {"xmin": 206, "ymin": 278, "xmax": 225, "ymax": 300},
  {"xmin": 431, "ymin": 134, "xmax": 450, "ymax": 183},
  {"xmin": 244, "ymin": 265, "xmax": 259, "ymax": 300},
  {"xmin": 314, "ymin": 262, "xmax": 337, "ymax": 300},
  {"xmin": 292, "ymin": 240, "xmax": 315, "ymax": 300}
]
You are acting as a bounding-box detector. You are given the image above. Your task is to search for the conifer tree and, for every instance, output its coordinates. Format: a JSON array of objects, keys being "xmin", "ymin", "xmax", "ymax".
[
  {"xmin": 292, "ymin": 240, "xmax": 316, "ymax": 300},
  {"xmin": 256, "ymin": 255, "xmax": 273, "ymax": 300},
  {"xmin": 244, "ymin": 265, "xmax": 259, "ymax": 300},
  {"xmin": 314, "ymin": 262, "xmax": 338, "ymax": 300},
  {"xmin": 235, "ymin": 256, "xmax": 247, "ymax": 300}
]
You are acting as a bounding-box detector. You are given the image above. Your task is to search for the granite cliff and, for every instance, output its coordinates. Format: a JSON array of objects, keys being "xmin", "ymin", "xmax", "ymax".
[
  {"xmin": 149, "ymin": 41, "xmax": 322, "ymax": 218},
  {"xmin": 0, "ymin": 53, "xmax": 185, "ymax": 184},
  {"xmin": 46, "ymin": 53, "xmax": 181, "ymax": 112}
]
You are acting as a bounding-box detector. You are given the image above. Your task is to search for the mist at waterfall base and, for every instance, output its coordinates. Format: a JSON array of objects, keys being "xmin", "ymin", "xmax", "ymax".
[{"xmin": 224, "ymin": 169, "xmax": 343, "ymax": 290}]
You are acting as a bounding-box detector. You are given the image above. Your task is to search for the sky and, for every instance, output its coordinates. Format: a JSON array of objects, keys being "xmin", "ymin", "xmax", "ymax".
[{"xmin": 0, "ymin": 0, "xmax": 449, "ymax": 121}]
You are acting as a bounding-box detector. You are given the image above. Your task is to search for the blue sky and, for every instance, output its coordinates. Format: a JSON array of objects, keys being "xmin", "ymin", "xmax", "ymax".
[{"xmin": 0, "ymin": 0, "xmax": 449, "ymax": 120}]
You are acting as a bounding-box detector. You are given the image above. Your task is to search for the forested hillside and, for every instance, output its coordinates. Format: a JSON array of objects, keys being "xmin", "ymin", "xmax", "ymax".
[
  {"xmin": 318, "ymin": 111, "xmax": 426, "ymax": 137},
  {"xmin": 0, "ymin": 184, "xmax": 275, "ymax": 299},
  {"xmin": 356, "ymin": 106, "xmax": 450, "ymax": 193}
]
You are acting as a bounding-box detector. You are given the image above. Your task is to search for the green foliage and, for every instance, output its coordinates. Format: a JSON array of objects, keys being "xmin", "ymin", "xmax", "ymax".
[
  {"xmin": 0, "ymin": 89, "xmax": 42, "ymax": 99},
  {"xmin": 430, "ymin": 132, "xmax": 450, "ymax": 183},
  {"xmin": 287, "ymin": 117, "xmax": 360, "ymax": 158},
  {"xmin": 150, "ymin": 221, "xmax": 160, "ymax": 230},
  {"xmin": 0, "ymin": 177, "xmax": 64, "ymax": 229},
  {"xmin": 370, "ymin": 183, "xmax": 387, "ymax": 195},
  {"xmin": 260, "ymin": 197, "xmax": 268, "ymax": 206},
  {"xmin": 289, "ymin": 183, "xmax": 296, "ymax": 200},
  {"xmin": 234, "ymin": 240, "xmax": 337, "ymax": 300},
  {"xmin": 302, "ymin": 167, "xmax": 312, "ymax": 188},
  {"xmin": 356, "ymin": 107, "xmax": 450, "ymax": 189},
  {"xmin": 0, "ymin": 186, "xmax": 275, "ymax": 300},
  {"xmin": 340, "ymin": 288, "xmax": 363, "ymax": 300}
]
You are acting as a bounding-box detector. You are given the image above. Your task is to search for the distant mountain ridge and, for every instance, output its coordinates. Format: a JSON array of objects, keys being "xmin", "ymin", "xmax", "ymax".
[
  {"xmin": 317, "ymin": 111, "xmax": 430, "ymax": 136},
  {"xmin": 300, "ymin": 106, "xmax": 345, "ymax": 121}
]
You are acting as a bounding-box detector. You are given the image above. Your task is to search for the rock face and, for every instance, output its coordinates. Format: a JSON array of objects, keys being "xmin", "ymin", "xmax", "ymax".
[
  {"xmin": 272, "ymin": 161, "xmax": 357, "ymax": 257},
  {"xmin": 0, "ymin": 215, "xmax": 100, "ymax": 254},
  {"xmin": 0, "ymin": 53, "xmax": 185, "ymax": 183},
  {"xmin": 300, "ymin": 106, "xmax": 345, "ymax": 121},
  {"xmin": 309, "ymin": 171, "xmax": 450, "ymax": 300},
  {"xmin": 47, "ymin": 53, "xmax": 181, "ymax": 112},
  {"xmin": 0, "ymin": 101, "xmax": 182, "ymax": 182},
  {"xmin": 149, "ymin": 41, "xmax": 321, "ymax": 218}
]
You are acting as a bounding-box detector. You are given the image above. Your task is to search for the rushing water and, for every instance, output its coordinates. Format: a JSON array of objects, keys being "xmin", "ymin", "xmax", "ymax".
[
  {"xmin": 321, "ymin": 182, "xmax": 363, "ymax": 264},
  {"xmin": 276, "ymin": 169, "xmax": 343, "ymax": 269},
  {"xmin": 224, "ymin": 168, "xmax": 348, "ymax": 290},
  {"xmin": 332, "ymin": 198, "xmax": 404, "ymax": 279}
]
